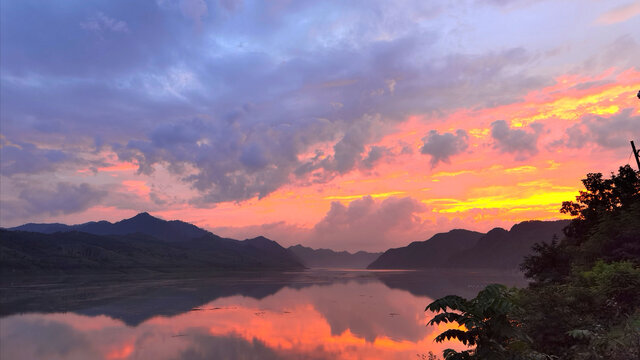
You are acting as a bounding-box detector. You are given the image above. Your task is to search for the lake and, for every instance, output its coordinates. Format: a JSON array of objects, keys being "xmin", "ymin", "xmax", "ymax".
[{"xmin": 0, "ymin": 269, "xmax": 527, "ymax": 360}]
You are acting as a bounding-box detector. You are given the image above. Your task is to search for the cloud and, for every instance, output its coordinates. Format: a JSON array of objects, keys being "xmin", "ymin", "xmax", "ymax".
[
  {"xmin": 317, "ymin": 114, "xmax": 390, "ymax": 174},
  {"xmin": 362, "ymin": 145, "xmax": 391, "ymax": 169},
  {"xmin": 16, "ymin": 182, "xmax": 107, "ymax": 217},
  {"xmin": 1, "ymin": 1, "xmax": 544, "ymax": 206},
  {"xmin": 560, "ymin": 108, "xmax": 640, "ymax": 149},
  {"xmin": 80, "ymin": 12, "xmax": 129, "ymax": 33},
  {"xmin": 209, "ymin": 196, "xmax": 433, "ymax": 252},
  {"xmin": 310, "ymin": 196, "xmax": 430, "ymax": 251},
  {"xmin": 420, "ymin": 129, "xmax": 469, "ymax": 167},
  {"xmin": 1, "ymin": 0, "xmax": 618, "ymax": 227},
  {"xmin": 0, "ymin": 139, "xmax": 71, "ymax": 175},
  {"xmin": 118, "ymin": 117, "xmax": 337, "ymax": 204},
  {"xmin": 490, "ymin": 120, "xmax": 543, "ymax": 160},
  {"xmin": 596, "ymin": 2, "xmax": 640, "ymax": 25},
  {"xmin": 582, "ymin": 35, "xmax": 640, "ymax": 74},
  {"xmin": 219, "ymin": 0, "xmax": 243, "ymax": 12},
  {"xmin": 118, "ymin": 113, "xmax": 394, "ymax": 205},
  {"xmin": 179, "ymin": 0, "xmax": 208, "ymax": 27}
]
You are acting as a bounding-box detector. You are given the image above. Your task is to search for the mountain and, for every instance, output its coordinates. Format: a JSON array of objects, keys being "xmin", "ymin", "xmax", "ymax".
[
  {"xmin": 288, "ymin": 245, "xmax": 381, "ymax": 268},
  {"xmin": 10, "ymin": 212, "xmax": 209, "ymax": 242},
  {"xmin": 367, "ymin": 220, "xmax": 570, "ymax": 270},
  {"xmin": 451, "ymin": 220, "xmax": 570, "ymax": 269},
  {"xmin": 367, "ymin": 229, "xmax": 484, "ymax": 269},
  {"xmin": 2, "ymin": 213, "xmax": 305, "ymax": 273}
]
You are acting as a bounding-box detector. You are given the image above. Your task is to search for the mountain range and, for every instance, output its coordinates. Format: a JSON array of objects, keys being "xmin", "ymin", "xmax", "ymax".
[
  {"xmin": 10, "ymin": 212, "xmax": 209, "ymax": 242},
  {"xmin": 368, "ymin": 220, "xmax": 570, "ymax": 270},
  {"xmin": 3, "ymin": 213, "xmax": 571, "ymax": 273},
  {"xmin": 3, "ymin": 213, "xmax": 304, "ymax": 273},
  {"xmin": 287, "ymin": 245, "xmax": 381, "ymax": 268}
]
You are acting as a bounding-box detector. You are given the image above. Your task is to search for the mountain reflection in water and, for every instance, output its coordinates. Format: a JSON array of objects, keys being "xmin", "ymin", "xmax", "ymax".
[{"xmin": 0, "ymin": 269, "xmax": 526, "ymax": 360}]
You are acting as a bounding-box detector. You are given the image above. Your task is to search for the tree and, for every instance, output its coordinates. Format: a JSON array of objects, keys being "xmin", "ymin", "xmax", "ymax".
[
  {"xmin": 428, "ymin": 164, "xmax": 640, "ymax": 359},
  {"xmin": 560, "ymin": 165, "xmax": 639, "ymax": 243},
  {"xmin": 425, "ymin": 284, "xmax": 540, "ymax": 360},
  {"xmin": 522, "ymin": 165, "xmax": 640, "ymax": 281},
  {"xmin": 520, "ymin": 237, "xmax": 571, "ymax": 284}
]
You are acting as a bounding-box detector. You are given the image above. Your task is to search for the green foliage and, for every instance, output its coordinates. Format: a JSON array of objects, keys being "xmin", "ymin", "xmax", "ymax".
[
  {"xmin": 517, "ymin": 261, "xmax": 640, "ymax": 359},
  {"xmin": 426, "ymin": 284, "xmax": 536, "ymax": 359},
  {"xmin": 580, "ymin": 261, "xmax": 640, "ymax": 315},
  {"xmin": 518, "ymin": 165, "xmax": 640, "ymax": 359},
  {"xmin": 521, "ymin": 238, "xmax": 571, "ymax": 283},
  {"xmin": 562, "ymin": 312, "xmax": 640, "ymax": 360}
]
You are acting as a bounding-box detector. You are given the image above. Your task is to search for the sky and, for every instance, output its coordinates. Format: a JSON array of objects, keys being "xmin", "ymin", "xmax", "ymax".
[{"xmin": 1, "ymin": 0, "xmax": 639, "ymax": 252}]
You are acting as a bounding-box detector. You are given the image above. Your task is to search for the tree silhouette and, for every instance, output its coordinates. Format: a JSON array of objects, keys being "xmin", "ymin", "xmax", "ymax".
[{"xmin": 425, "ymin": 284, "xmax": 540, "ymax": 360}]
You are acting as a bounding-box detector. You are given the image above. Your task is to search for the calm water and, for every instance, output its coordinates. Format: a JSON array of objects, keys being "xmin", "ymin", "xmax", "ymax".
[{"xmin": 0, "ymin": 269, "xmax": 526, "ymax": 360}]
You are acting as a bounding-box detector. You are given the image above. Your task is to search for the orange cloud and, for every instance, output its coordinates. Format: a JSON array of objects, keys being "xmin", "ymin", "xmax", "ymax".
[
  {"xmin": 98, "ymin": 162, "xmax": 138, "ymax": 172},
  {"xmin": 122, "ymin": 180, "xmax": 150, "ymax": 197}
]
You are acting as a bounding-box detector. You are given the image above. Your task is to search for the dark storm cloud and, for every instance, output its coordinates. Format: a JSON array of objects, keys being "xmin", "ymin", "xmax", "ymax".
[
  {"xmin": 560, "ymin": 108, "xmax": 640, "ymax": 149},
  {"xmin": 420, "ymin": 129, "xmax": 469, "ymax": 167},
  {"xmin": 490, "ymin": 120, "xmax": 543, "ymax": 160}
]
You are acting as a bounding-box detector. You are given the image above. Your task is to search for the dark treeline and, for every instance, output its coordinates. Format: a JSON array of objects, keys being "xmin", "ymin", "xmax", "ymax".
[{"xmin": 427, "ymin": 165, "xmax": 640, "ymax": 360}]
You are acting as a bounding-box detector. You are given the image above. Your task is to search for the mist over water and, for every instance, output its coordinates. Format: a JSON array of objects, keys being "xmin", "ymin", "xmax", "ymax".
[{"xmin": 1, "ymin": 269, "xmax": 526, "ymax": 360}]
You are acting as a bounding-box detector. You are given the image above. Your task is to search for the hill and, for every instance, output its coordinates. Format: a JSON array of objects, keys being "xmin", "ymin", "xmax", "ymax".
[
  {"xmin": 367, "ymin": 229, "xmax": 484, "ymax": 269},
  {"xmin": 451, "ymin": 220, "xmax": 570, "ymax": 269},
  {"xmin": 288, "ymin": 245, "xmax": 381, "ymax": 268},
  {"xmin": 367, "ymin": 220, "xmax": 569, "ymax": 270},
  {"xmin": 10, "ymin": 212, "xmax": 209, "ymax": 242},
  {"xmin": 2, "ymin": 213, "xmax": 304, "ymax": 273}
]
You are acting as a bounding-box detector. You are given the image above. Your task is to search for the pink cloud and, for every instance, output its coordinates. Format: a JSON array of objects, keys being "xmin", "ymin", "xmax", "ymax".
[{"xmin": 596, "ymin": 2, "xmax": 640, "ymax": 25}]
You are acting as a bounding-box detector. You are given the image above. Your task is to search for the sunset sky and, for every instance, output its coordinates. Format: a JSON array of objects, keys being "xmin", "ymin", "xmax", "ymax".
[{"xmin": 1, "ymin": 0, "xmax": 639, "ymax": 251}]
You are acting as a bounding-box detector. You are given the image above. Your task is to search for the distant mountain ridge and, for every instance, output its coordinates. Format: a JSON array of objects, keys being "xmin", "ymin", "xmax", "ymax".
[
  {"xmin": 368, "ymin": 220, "xmax": 570, "ymax": 270},
  {"xmin": 367, "ymin": 229, "xmax": 484, "ymax": 269},
  {"xmin": 288, "ymin": 245, "xmax": 381, "ymax": 268},
  {"xmin": 10, "ymin": 212, "xmax": 209, "ymax": 242},
  {"xmin": 4, "ymin": 214, "xmax": 571, "ymax": 272},
  {"xmin": 452, "ymin": 220, "xmax": 570, "ymax": 269},
  {"xmin": 2, "ymin": 213, "xmax": 304, "ymax": 273}
]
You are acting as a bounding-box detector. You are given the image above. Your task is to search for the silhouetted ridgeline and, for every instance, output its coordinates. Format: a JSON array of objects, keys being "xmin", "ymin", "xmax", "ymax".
[
  {"xmin": 3, "ymin": 213, "xmax": 571, "ymax": 273},
  {"xmin": 288, "ymin": 244, "xmax": 381, "ymax": 268},
  {"xmin": 368, "ymin": 220, "xmax": 570, "ymax": 270},
  {"xmin": 2, "ymin": 213, "xmax": 304, "ymax": 273},
  {"xmin": 10, "ymin": 212, "xmax": 208, "ymax": 241},
  {"xmin": 367, "ymin": 229, "xmax": 484, "ymax": 269}
]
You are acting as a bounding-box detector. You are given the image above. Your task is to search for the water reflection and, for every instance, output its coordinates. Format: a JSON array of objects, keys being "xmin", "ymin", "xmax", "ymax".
[{"xmin": 0, "ymin": 269, "xmax": 526, "ymax": 359}]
